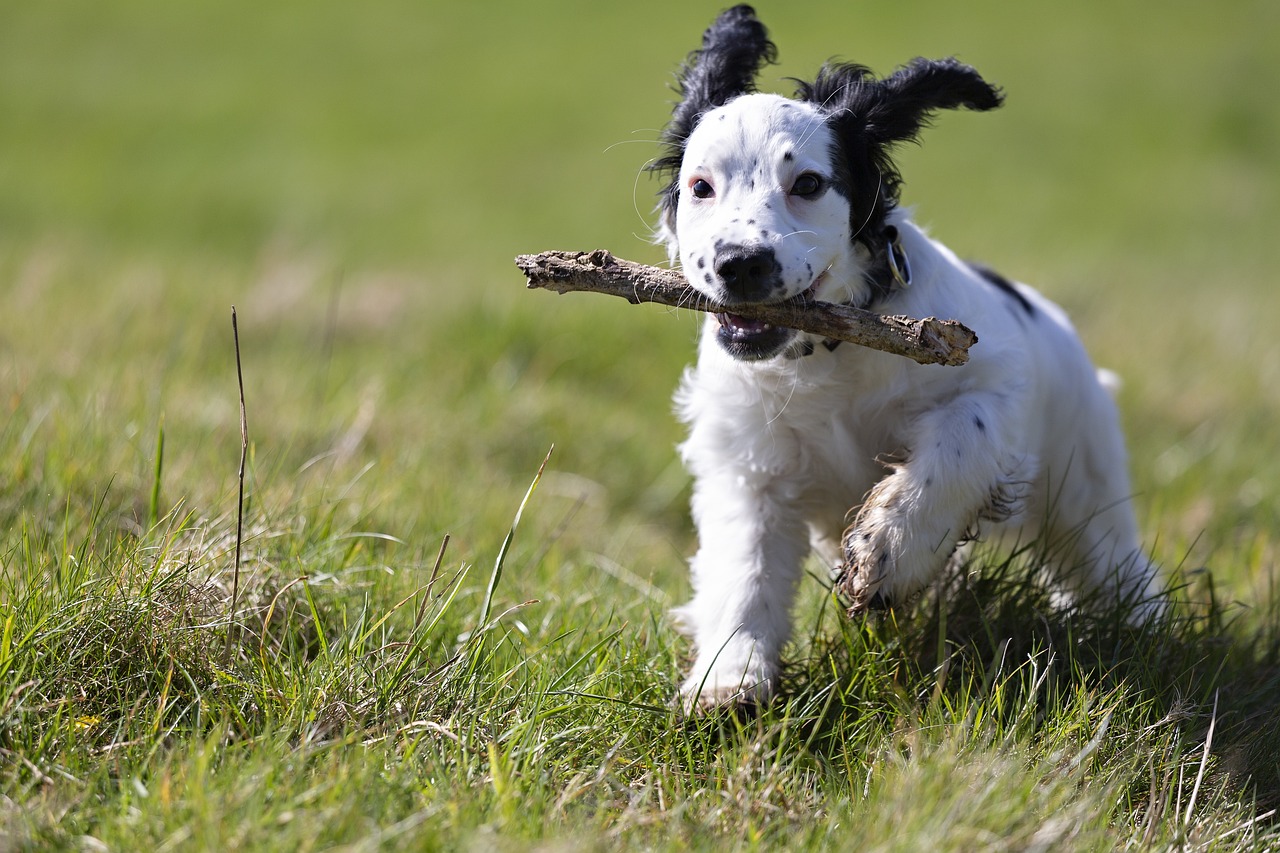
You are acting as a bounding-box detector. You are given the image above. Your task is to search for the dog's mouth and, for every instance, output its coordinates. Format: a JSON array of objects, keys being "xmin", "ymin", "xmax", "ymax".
[
  {"xmin": 712, "ymin": 271, "xmax": 828, "ymax": 361},
  {"xmin": 714, "ymin": 312, "xmax": 794, "ymax": 361}
]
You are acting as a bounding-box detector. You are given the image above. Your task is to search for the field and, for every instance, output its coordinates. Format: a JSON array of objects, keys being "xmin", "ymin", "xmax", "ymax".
[{"xmin": 2, "ymin": 0, "xmax": 1279, "ymax": 849}]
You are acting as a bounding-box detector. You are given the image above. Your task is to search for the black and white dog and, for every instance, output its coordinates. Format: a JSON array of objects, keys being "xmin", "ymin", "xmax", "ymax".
[{"xmin": 652, "ymin": 6, "xmax": 1162, "ymax": 714}]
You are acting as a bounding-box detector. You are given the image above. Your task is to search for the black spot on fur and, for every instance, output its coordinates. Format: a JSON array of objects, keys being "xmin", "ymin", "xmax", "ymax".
[
  {"xmin": 969, "ymin": 262, "xmax": 1035, "ymax": 317},
  {"xmin": 974, "ymin": 416, "xmax": 986, "ymax": 432},
  {"xmin": 783, "ymin": 151, "xmax": 794, "ymax": 161},
  {"xmin": 696, "ymin": 256, "xmax": 706, "ymax": 269}
]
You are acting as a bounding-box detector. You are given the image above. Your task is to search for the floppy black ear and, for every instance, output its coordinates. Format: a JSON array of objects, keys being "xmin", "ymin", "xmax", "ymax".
[
  {"xmin": 864, "ymin": 58, "xmax": 1003, "ymax": 145},
  {"xmin": 802, "ymin": 57, "xmax": 1001, "ymax": 149},
  {"xmin": 798, "ymin": 58, "xmax": 1002, "ymax": 241},
  {"xmin": 652, "ymin": 6, "xmax": 776, "ymax": 204}
]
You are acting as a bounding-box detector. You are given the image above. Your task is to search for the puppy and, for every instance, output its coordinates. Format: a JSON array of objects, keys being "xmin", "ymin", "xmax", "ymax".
[{"xmin": 651, "ymin": 5, "xmax": 1163, "ymax": 714}]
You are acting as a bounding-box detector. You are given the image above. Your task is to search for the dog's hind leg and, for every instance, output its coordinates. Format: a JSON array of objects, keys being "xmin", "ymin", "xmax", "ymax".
[{"xmin": 1041, "ymin": 455, "xmax": 1165, "ymax": 623}]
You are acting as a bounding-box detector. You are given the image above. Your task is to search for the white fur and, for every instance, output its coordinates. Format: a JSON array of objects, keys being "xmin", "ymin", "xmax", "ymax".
[{"xmin": 662, "ymin": 94, "xmax": 1162, "ymax": 713}]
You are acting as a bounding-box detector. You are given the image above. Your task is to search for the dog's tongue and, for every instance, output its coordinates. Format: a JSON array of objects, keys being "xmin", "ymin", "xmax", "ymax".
[{"xmin": 716, "ymin": 312, "xmax": 773, "ymax": 338}]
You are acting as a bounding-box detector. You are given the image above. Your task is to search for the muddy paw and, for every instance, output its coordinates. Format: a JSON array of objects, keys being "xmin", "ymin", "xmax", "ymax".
[
  {"xmin": 836, "ymin": 530, "xmax": 892, "ymax": 615},
  {"xmin": 834, "ymin": 566, "xmax": 884, "ymax": 615}
]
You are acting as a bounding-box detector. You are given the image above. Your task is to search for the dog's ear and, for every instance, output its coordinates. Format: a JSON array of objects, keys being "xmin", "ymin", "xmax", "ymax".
[
  {"xmin": 652, "ymin": 5, "xmax": 776, "ymax": 240},
  {"xmin": 665, "ymin": 5, "xmax": 776, "ymax": 146},
  {"xmin": 865, "ymin": 58, "xmax": 1003, "ymax": 145},
  {"xmin": 799, "ymin": 58, "xmax": 1001, "ymax": 239},
  {"xmin": 802, "ymin": 57, "xmax": 1001, "ymax": 149}
]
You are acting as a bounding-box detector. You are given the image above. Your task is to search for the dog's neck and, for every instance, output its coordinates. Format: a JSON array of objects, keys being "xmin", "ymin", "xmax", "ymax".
[
  {"xmin": 857, "ymin": 224, "xmax": 912, "ymax": 310},
  {"xmin": 789, "ymin": 224, "xmax": 911, "ymax": 359}
]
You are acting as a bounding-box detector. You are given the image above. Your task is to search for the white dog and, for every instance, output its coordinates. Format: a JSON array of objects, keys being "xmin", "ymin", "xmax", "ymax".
[{"xmin": 651, "ymin": 5, "xmax": 1163, "ymax": 714}]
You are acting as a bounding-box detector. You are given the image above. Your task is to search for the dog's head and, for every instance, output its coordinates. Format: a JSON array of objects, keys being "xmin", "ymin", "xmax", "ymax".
[{"xmin": 653, "ymin": 4, "xmax": 1003, "ymax": 360}]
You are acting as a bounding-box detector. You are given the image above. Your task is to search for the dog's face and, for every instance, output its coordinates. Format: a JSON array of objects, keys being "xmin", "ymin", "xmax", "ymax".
[
  {"xmin": 653, "ymin": 5, "xmax": 1002, "ymax": 361},
  {"xmin": 672, "ymin": 95, "xmax": 857, "ymax": 359}
]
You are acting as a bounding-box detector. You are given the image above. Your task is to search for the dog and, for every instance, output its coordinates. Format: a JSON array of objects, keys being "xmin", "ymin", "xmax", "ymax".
[{"xmin": 650, "ymin": 5, "xmax": 1163, "ymax": 714}]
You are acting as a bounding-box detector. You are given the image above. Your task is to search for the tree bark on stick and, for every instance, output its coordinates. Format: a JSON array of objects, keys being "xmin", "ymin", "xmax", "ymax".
[{"xmin": 515, "ymin": 249, "xmax": 976, "ymax": 366}]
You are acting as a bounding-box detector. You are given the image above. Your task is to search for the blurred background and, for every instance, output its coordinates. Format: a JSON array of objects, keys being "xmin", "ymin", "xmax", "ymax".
[
  {"xmin": 1, "ymin": 0, "xmax": 1277, "ymax": 604},
  {"xmin": 5, "ymin": 2, "xmax": 1277, "ymax": 265}
]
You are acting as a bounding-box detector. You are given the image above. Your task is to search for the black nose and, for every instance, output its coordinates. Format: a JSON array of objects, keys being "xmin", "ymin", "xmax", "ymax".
[{"xmin": 713, "ymin": 245, "xmax": 781, "ymax": 302}]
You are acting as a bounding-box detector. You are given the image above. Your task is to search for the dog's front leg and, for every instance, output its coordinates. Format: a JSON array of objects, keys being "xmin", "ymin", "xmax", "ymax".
[
  {"xmin": 673, "ymin": 475, "xmax": 809, "ymax": 715},
  {"xmin": 837, "ymin": 395, "xmax": 1026, "ymax": 612}
]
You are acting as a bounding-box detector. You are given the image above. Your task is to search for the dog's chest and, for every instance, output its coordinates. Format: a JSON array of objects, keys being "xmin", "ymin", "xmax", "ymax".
[
  {"xmin": 692, "ymin": 353, "xmax": 919, "ymax": 489},
  {"xmin": 775, "ymin": 379, "xmax": 904, "ymax": 488}
]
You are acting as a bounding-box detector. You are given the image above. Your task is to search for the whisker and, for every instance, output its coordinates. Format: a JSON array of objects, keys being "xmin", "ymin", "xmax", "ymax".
[
  {"xmin": 631, "ymin": 159, "xmax": 660, "ymax": 231},
  {"xmin": 795, "ymin": 109, "xmax": 832, "ymax": 150},
  {"xmin": 766, "ymin": 358, "xmax": 802, "ymax": 426},
  {"xmin": 604, "ymin": 132, "xmax": 666, "ymax": 155},
  {"xmin": 850, "ymin": 170, "xmax": 884, "ymax": 242}
]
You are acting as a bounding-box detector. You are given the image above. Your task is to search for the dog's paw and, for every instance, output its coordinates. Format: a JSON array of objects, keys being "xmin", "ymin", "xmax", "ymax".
[
  {"xmin": 834, "ymin": 528, "xmax": 892, "ymax": 614},
  {"xmin": 676, "ymin": 667, "xmax": 774, "ymax": 719},
  {"xmin": 837, "ymin": 470, "xmax": 968, "ymax": 613},
  {"xmin": 675, "ymin": 684, "xmax": 760, "ymax": 721},
  {"xmin": 837, "ymin": 494, "xmax": 901, "ymax": 613}
]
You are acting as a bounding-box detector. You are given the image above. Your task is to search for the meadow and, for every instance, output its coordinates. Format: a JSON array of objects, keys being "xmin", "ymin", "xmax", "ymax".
[{"xmin": 1, "ymin": 0, "xmax": 1279, "ymax": 848}]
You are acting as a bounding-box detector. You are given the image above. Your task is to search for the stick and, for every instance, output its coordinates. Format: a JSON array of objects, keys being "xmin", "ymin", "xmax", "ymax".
[{"xmin": 515, "ymin": 249, "xmax": 976, "ymax": 366}]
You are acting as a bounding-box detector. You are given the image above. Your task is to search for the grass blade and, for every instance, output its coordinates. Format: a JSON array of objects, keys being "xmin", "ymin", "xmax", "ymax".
[{"xmin": 478, "ymin": 446, "xmax": 552, "ymax": 629}]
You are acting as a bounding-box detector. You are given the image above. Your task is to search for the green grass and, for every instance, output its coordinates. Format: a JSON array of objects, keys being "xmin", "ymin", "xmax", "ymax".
[{"xmin": 2, "ymin": 0, "xmax": 1279, "ymax": 848}]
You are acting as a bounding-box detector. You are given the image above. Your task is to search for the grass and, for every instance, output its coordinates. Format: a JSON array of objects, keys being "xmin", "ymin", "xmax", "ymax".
[{"xmin": 2, "ymin": 0, "xmax": 1279, "ymax": 848}]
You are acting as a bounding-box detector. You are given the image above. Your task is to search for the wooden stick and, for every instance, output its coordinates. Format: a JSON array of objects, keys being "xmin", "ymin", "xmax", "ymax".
[{"xmin": 515, "ymin": 250, "xmax": 976, "ymax": 366}]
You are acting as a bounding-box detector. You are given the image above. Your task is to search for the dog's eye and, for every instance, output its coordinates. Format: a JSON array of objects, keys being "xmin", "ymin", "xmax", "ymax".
[
  {"xmin": 790, "ymin": 173, "xmax": 823, "ymax": 198},
  {"xmin": 690, "ymin": 179, "xmax": 715, "ymax": 199}
]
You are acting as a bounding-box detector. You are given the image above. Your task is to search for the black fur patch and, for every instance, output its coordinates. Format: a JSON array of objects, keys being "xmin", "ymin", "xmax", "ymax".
[{"xmin": 969, "ymin": 262, "xmax": 1035, "ymax": 317}]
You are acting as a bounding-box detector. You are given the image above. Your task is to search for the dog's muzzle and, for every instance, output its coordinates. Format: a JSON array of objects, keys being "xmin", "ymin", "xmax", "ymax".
[
  {"xmin": 713, "ymin": 244, "xmax": 783, "ymax": 303},
  {"xmin": 709, "ymin": 244, "xmax": 798, "ymax": 360}
]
